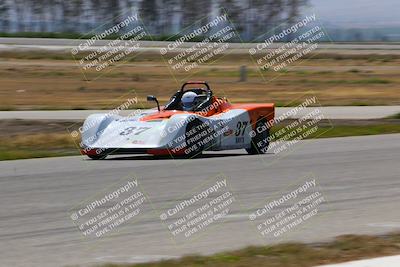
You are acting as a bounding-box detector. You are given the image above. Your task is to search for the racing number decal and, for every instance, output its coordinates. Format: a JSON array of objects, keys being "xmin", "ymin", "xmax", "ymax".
[
  {"xmin": 119, "ymin": 126, "xmax": 151, "ymax": 136},
  {"xmin": 235, "ymin": 121, "xmax": 248, "ymax": 143},
  {"xmin": 235, "ymin": 121, "xmax": 248, "ymax": 136}
]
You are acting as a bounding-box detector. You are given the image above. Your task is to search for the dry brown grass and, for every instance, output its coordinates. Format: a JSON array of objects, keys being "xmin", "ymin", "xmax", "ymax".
[
  {"xmin": 0, "ymin": 120, "xmax": 81, "ymax": 160},
  {"xmin": 1, "ymin": 52, "xmax": 400, "ymax": 110},
  {"xmin": 0, "ymin": 132, "xmax": 79, "ymax": 160}
]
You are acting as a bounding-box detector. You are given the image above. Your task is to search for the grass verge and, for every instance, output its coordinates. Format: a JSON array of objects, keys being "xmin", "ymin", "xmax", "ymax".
[
  {"xmin": 0, "ymin": 133, "xmax": 78, "ymax": 161},
  {"xmin": 271, "ymin": 121, "xmax": 400, "ymax": 140},
  {"xmin": 387, "ymin": 113, "xmax": 400, "ymax": 119},
  {"xmin": 99, "ymin": 233, "xmax": 400, "ymax": 267}
]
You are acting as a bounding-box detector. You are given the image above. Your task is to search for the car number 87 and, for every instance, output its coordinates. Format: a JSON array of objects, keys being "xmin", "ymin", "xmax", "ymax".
[
  {"xmin": 119, "ymin": 126, "xmax": 151, "ymax": 136},
  {"xmin": 235, "ymin": 121, "xmax": 248, "ymax": 136}
]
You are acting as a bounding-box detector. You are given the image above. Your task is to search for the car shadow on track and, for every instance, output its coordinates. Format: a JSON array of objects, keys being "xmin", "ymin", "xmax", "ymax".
[{"xmin": 102, "ymin": 152, "xmax": 257, "ymax": 161}]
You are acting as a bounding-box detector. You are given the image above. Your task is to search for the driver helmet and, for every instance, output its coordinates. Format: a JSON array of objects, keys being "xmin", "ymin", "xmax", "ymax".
[{"xmin": 181, "ymin": 91, "xmax": 198, "ymax": 111}]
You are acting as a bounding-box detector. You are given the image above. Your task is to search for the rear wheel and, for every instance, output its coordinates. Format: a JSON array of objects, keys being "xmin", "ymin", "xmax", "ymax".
[{"xmin": 246, "ymin": 118, "xmax": 270, "ymax": 155}]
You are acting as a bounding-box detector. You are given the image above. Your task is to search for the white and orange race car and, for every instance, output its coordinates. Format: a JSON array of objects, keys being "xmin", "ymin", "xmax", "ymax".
[{"xmin": 80, "ymin": 81, "xmax": 274, "ymax": 159}]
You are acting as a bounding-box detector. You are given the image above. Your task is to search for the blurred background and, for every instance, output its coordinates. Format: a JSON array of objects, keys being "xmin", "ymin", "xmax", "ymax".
[{"xmin": 1, "ymin": 0, "xmax": 400, "ymax": 41}]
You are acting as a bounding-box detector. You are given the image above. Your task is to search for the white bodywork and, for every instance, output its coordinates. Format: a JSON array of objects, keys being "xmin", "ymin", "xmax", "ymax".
[{"xmin": 81, "ymin": 108, "xmax": 254, "ymax": 154}]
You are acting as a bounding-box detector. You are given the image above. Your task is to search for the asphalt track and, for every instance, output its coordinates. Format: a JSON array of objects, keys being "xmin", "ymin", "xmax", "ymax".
[
  {"xmin": 1, "ymin": 134, "xmax": 399, "ymax": 267},
  {"xmin": 1, "ymin": 106, "xmax": 399, "ymax": 120}
]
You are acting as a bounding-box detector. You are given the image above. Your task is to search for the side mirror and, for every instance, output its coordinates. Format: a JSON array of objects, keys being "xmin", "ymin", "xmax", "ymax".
[
  {"xmin": 147, "ymin": 95, "xmax": 160, "ymax": 112},
  {"xmin": 147, "ymin": 95, "xmax": 156, "ymax": 101}
]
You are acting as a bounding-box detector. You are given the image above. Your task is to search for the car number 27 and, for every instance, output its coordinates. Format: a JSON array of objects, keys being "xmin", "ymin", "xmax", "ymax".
[{"xmin": 119, "ymin": 126, "xmax": 151, "ymax": 136}]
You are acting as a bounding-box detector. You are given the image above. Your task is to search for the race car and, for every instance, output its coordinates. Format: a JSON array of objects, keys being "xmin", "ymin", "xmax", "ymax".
[{"xmin": 80, "ymin": 81, "xmax": 274, "ymax": 159}]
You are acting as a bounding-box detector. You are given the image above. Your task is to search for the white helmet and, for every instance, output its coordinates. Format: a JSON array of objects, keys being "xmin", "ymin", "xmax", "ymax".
[{"xmin": 181, "ymin": 91, "xmax": 198, "ymax": 111}]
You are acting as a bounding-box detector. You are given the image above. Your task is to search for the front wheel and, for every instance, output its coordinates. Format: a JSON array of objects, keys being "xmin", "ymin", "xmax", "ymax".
[
  {"xmin": 87, "ymin": 153, "xmax": 107, "ymax": 160},
  {"xmin": 246, "ymin": 118, "xmax": 270, "ymax": 155},
  {"xmin": 184, "ymin": 119, "xmax": 213, "ymax": 158}
]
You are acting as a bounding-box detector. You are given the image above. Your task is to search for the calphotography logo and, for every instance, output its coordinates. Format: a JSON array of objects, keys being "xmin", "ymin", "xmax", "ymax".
[
  {"xmin": 158, "ymin": 174, "xmax": 238, "ymax": 243},
  {"xmin": 69, "ymin": 177, "xmax": 151, "ymax": 239},
  {"xmin": 65, "ymin": 91, "xmax": 144, "ymax": 161},
  {"xmin": 250, "ymin": 93, "xmax": 333, "ymax": 167},
  {"xmin": 160, "ymin": 10, "xmax": 240, "ymax": 81},
  {"xmin": 248, "ymin": 13, "xmax": 332, "ymax": 82},
  {"xmin": 249, "ymin": 176, "xmax": 328, "ymax": 240},
  {"xmin": 71, "ymin": 12, "xmax": 149, "ymax": 80}
]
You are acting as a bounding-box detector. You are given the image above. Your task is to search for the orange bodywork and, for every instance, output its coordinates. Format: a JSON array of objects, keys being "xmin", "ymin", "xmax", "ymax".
[
  {"xmin": 140, "ymin": 110, "xmax": 188, "ymax": 121},
  {"xmin": 140, "ymin": 96, "xmax": 229, "ymax": 121},
  {"xmin": 140, "ymin": 97, "xmax": 274, "ymax": 129},
  {"xmin": 230, "ymin": 103, "xmax": 275, "ymax": 128}
]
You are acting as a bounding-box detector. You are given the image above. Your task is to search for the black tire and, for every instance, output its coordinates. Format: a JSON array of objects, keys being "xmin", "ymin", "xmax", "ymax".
[
  {"xmin": 87, "ymin": 153, "xmax": 107, "ymax": 160},
  {"xmin": 246, "ymin": 118, "xmax": 270, "ymax": 155},
  {"xmin": 184, "ymin": 119, "xmax": 213, "ymax": 158}
]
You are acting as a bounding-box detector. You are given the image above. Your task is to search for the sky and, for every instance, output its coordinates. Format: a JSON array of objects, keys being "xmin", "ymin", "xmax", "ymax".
[{"xmin": 305, "ymin": 0, "xmax": 400, "ymax": 28}]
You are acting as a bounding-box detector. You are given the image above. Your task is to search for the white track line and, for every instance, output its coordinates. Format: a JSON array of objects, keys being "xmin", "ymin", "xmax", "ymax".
[{"xmin": 317, "ymin": 255, "xmax": 400, "ymax": 267}]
